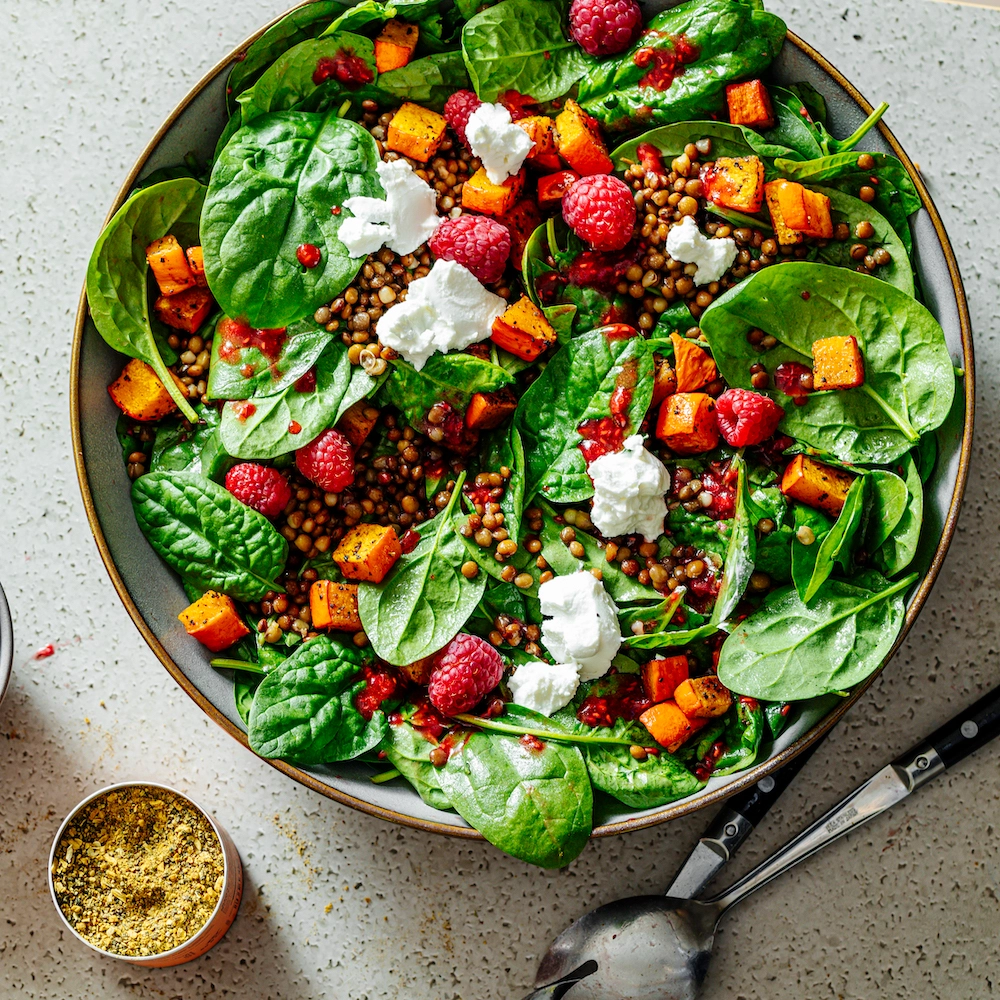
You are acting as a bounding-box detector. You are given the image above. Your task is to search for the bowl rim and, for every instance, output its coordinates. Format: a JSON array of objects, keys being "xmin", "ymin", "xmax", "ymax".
[
  {"xmin": 70, "ymin": 8, "xmax": 976, "ymax": 842},
  {"xmin": 0, "ymin": 581, "xmax": 12, "ymax": 708}
]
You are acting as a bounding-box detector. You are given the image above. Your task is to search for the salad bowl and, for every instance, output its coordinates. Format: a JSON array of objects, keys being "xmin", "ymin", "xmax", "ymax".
[{"xmin": 72, "ymin": 1, "xmax": 974, "ymax": 849}]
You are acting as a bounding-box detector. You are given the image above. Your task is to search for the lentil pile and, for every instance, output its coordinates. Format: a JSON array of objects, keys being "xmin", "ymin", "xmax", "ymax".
[{"xmin": 51, "ymin": 786, "xmax": 224, "ymax": 957}]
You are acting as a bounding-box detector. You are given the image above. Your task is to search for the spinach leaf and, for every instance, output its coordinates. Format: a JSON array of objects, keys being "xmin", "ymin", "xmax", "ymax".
[
  {"xmin": 219, "ymin": 340, "xmax": 375, "ymax": 459},
  {"xmin": 150, "ymin": 404, "xmax": 231, "ymax": 481},
  {"xmin": 207, "ymin": 315, "xmax": 333, "ymax": 400},
  {"xmin": 131, "ymin": 471, "xmax": 288, "ymax": 600},
  {"xmin": 865, "ymin": 469, "xmax": 908, "ymax": 553},
  {"xmin": 700, "ymin": 262, "xmax": 955, "ymax": 464},
  {"xmin": 436, "ymin": 716, "xmax": 593, "ymax": 868},
  {"xmin": 752, "ymin": 85, "xmax": 824, "ymax": 161},
  {"xmin": 717, "ymin": 570, "xmax": 917, "ymax": 701},
  {"xmin": 202, "ymin": 112, "xmax": 382, "ymax": 329},
  {"xmin": 359, "ymin": 472, "xmax": 485, "ymax": 665},
  {"xmin": 751, "ymin": 486, "xmax": 793, "ymax": 583},
  {"xmin": 713, "ymin": 454, "xmax": 755, "ymax": 626},
  {"xmin": 791, "ymin": 475, "xmax": 866, "ymax": 603},
  {"xmin": 612, "ymin": 121, "xmax": 761, "ymax": 173},
  {"xmin": 875, "ymin": 453, "xmax": 922, "ymax": 576},
  {"xmin": 461, "ymin": 0, "xmax": 590, "ymax": 103},
  {"xmin": 383, "ymin": 715, "xmax": 452, "ymax": 811},
  {"xmin": 86, "ymin": 178, "xmax": 205, "ymax": 422},
  {"xmin": 713, "ymin": 696, "xmax": 764, "ymax": 775},
  {"xmin": 234, "ymin": 672, "xmax": 261, "ymax": 727},
  {"xmin": 913, "ymin": 432, "xmax": 938, "ymax": 485},
  {"xmin": 516, "ymin": 329, "xmax": 653, "ymax": 504},
  {"xmin": 578, "ymin": 0, "xmax": 785, "ymax": 134},
  {"xmin": 764, "ymin": 700, "xmax": 793, "ymax": 740},
  {"xmin": 370, "ymin": 50, "xmax": 471, "ymax": 110}
]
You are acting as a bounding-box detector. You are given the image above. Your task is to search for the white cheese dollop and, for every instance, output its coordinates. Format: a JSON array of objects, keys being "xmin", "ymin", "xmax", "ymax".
[
  {"xmin": 507, "ymin": 661, "xmax": 581, "ymax": 717},
  {"xmin": 375, "ymin": 259, "xmax": 506, "ymax": 370},
  {"xmin": 539, "ymin": 571, "xmax": 621, "ymax": 683},
  {"xmin": 665, "ymin": 215, "xmax": 738, "ymax": 286},
  {"xmin": 589, "ymin": 434, "xmax": 671, "ymax": 542},
  {"xmin": 465, "ymin": 102, "xmax": 534, "ymax": 184},
  {"xmin": 339, "ymin": 159, "xmax": 440, "ymax": 258}
]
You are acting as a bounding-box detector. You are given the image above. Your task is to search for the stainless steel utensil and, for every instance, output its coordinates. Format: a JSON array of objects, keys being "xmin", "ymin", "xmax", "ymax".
[{"xmin": 524, "ymin": 684, "xmax": 1000, "ymax": 1000}]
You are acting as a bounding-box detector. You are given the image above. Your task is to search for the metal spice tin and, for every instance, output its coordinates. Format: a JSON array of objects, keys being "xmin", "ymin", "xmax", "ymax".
[{"xmin": 48, "ymin": 781, "xmax": 243, "ymax": 967}]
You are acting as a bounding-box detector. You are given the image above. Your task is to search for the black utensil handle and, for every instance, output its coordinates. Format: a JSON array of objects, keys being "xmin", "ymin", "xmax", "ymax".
[
  {"xmin": 923, "ymin": 684, "xmax": 1000, "ymax": 769},
  {"xmin": 735, "ymin": 735, "xmax": 824, "ymax": 829}
]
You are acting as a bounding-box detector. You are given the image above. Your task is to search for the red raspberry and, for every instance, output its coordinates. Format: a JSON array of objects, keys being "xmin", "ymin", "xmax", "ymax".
[
  {"xmin": 443, "ymin": 89, "xmax": 483, "ymax": 148},
  {"xmin": 225, "ymin": 463, "xmax": 292, "ymax": 518},
  {"xmin": 429, "ymin": 215, "xmax": 511, "ymax": 284},
  {"xmin": 562, "ymin": 174, "xmax": 636, "ymax": 252},
  {"xmin": 427, "ymin": 633, "xmax": 504, "ymax": 716},
  {"xmin": 714, "ymin": 388, "xmax": 785, "ymax": 447},
  {"xmin": 569, "ymin": 0, "xmax": 642, "ymax": 57},
  {"xmin": 295, "ymin": 428, "xmax": 355, "ymax": 492}
]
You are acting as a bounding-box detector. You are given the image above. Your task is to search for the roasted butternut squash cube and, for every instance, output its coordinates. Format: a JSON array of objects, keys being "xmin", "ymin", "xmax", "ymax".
[
  {"xmin": 640, "ymin": 701, "xmax": 708, "ymax": 752},
  {"xmin": 642, "ymin": 655, "xmax": 690, "ymax": 703},
  {"xmin": 465, "ymin": 387, "xmax": 518, "ymax": 431},
  {"xmin": 812, "ymin": 335, "xmax": 865, "ymax": 391},
  {"xmin": 178, "ymin": 591, "xmax": 250, "ymax": 653},
  {"xmin": 108, "ymin": 358, "xmax": 186, "ymax": 421},
  {"xmin": 309, "ymin": 580, "xmax": 363, "ymax": 631},
  {"xmin": 537, "ymin": 169, "xmax": 579, "ymax": 210},
  {"xmin": 516, "ymin": 115, "xmax": 561, "ymax": 170},
  {"xmin": 655, "ymin": 392, "xmax": 719, "ymax": 455},
  {"xmin": 154, "ymin": 286, "xmax": 214, "ymax": 334},
  {"xmin": 726, "ymin": 79, "xmax": 776, "ymax": 129},
  {"xmin": 462, "ymin": 166, "xmax": 525, "ymax": 216},
  {"xmin": 554, "ymin": 99, "xmax": 613, "ymax": 176},
  {"xmin": 386, "ymin": 102, "xmax": 447, "ymax": 162},
  {"xmin": 186, "ymin": 245, "xmax": 208, "ymax": 287},
  {"xmin": 491, "ymin": 296, "xmax": 558, "ymax": 361},
  {"xmin": 498, "ymin": 198, "xmax": 542, "ymax": 271},
  {"xmin": 800, "ymin": 188, "xmax": 833, "ymax": 239},
  {"xmin": 374, "ymin": 19, "xmax": 419, "ymax": 73},
  {"xmin": 780, "ymin": 454, "xmax": 855, "ymax": 516},
  {"xmin": 333, "ymin": 523, "xmax": 402, "ymax": 582},
  {"xmin": 651, "ymin": 354, "xmax": 677, "ymax": 408},
  {"xmin": 670, "ymin": 332, "xmax": 717, "ymax": 392},
  {"xmin": 336, "ymin": 399, "xmax": 380, "ymax": 447},
  {"xmin": 764, "ymin": 180, "xmax": 806, "ymax": 246},
  {"xmin": 146, "ymin": 235, "xmax": 197, "ymax": 296},
  {"xmin": 701, "ymin": 155, "xmax": 765, "ymax": 213},
  {"xmin": 673, "ymin": 676, "xmax": 733, "ymax": 719}
]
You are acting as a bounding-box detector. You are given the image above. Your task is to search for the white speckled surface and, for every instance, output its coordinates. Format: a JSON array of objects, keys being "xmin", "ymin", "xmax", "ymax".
[{"xmin": 1, "ymin": 2, "xmax": 999, "ymax": 997}]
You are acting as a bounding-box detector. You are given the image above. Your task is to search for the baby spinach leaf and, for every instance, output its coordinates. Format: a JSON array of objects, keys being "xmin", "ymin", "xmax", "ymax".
[
  {"xmin": 713, "ymin": 696, "xmax": 764, "ymax": 775},
  {"xmin": 752, "ymin": 85, "xmax": 824, "ymax": 161},
  {"xmin": 86, "ymin": 178, "xmax": 205, "ymax": 422},
  {"xmin": 150, "ymin": 404, "xmax": 232, "ymax": 482},
  {"xmin": 913, "ymin": 432, "xmax": 938, "ymax": 485},
  {"xmin": 713, "ymin": 454, "xmax": 756, "ymax": 627},
  {"xmin": 131, "ymin": 471, "xmax": 288, "ymax": 600},
  {"xmin": 875, "ymin": 453, "xmax": 922, "ymax": 576},
  {"xmin": 219, "ymin": 340, "xmax": 375, "ymax": 459},
  {"xmin": 516, "ymin": 329, "xmax": 653, "ymax": 504},
  {"xmin": 577, "ymin": 0, "xmax": 785, "ymax": 133},
  {"xmin": 370, "ymin": 50, "xmax": 471, "ymax": 110},
  {"xmin": 202, "ymin": 112, "xmax": 382, "ymax": 329},
  {"xmin": 235, "ymin": 672, "xmax": 261, "ymax": 727},
  {"xmin": 764, "ymin": 700, "xmax": 793, "ymax": 740},
  {"xmin": 207, "ymin": 315, "xmax": 333, "ymax": 400},
  {"xmin": 359, "ymin": 472, "xmax": 485, "ymax": 665},
  {"xmin": 717, "ymin": 570, "xmax": 917, "ymax": 701},
  {"xmin": 383, "ymin": 719, "xmax": 453, "ymax": 811},
  {"xmin": 461, "ymin": 0, "xmax": 590, "ymax": 103},
  {"xmin": 700, "ymin": 262, "xmax": 955, "ymax": 465},
  {"xmin": 865, "ymin": 469, "xmax": 908, "ymax": 553},
  {"xmin": 611, "ymin": 120, "xmax": 759, "ymax": 173},
  {"xmin": 751, "ymin": 486, "xmax": 793, "ymax": 583}
]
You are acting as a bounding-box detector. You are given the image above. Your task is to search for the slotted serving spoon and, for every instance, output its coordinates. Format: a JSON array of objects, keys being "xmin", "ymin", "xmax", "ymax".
[{"xmin": 523, "ymin": 684, "xmax": 1000, "ymax": 999}]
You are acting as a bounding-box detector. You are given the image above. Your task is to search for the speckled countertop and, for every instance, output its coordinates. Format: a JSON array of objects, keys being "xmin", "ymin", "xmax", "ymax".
[{"xmin": 1, "ymin": 2, "xmax": 999, "ymax": 997}]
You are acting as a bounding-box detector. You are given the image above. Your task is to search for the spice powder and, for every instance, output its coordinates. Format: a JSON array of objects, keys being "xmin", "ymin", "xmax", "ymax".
[{"xmin": 51, "ymin": 786, "xmax": 225, "ymax": 956}]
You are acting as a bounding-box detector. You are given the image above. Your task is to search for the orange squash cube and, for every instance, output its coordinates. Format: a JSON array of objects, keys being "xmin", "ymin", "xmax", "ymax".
[
  {"xmin": 726, "ymin": 80, "xmax": 776, "ymax": 130},
  {"xmin": 537, "ymin": 169, "xmax": 579, "ymax": 210},
  {"xmin": 333, "ymin": 524, "xmax": 402, "ymax": 583},
  {"xmin": 336, "ymin": 400, "xmax": 380, "ymax": 447},
  {"xmin": 386, "ymin": 102, "xmax": 447, "ymax": 162},
  {"xmin": 639, "ymin": 701, "xmax": 708, "ymax": 752},
  {"xmin": 374, "ymin": 19, "xmax": 419, "ymax": 73},
  {"xmin": 780, "ymin": 454, "xmax": 856, "ymax": 517},
  {"xmin": 465, "ymin": 387, "xmax": 518, "ymax": 431},
  {"xmin": 656, "ymin": 392, "xmax": 719, "ymax": 455},
  {"xmin": 491, "ymin": 296, "xmax": 558, "ymax": 361},
  {"xmin": 642, "ymin": 655, "xmax": 690, "ymax": 703},
  {"xmin": 764, "ymin": 180, "xmax": 806, "ymax": 246},
  {"xmin": 651, "ymin": 354, "xmax": 677, "ymax": 408},
  {"xmin": 146, "ymin": 235, "xmax": 197, "ymax": 296},
  {"xmin": 701, "ymin": 155, "xmax": 765, "ymax": 213},
  {"xmin": 462, "ymin": 166, "xmax": 525, "ymax": 216},
  {"xmin": 178, "ymin": 591, "xmax": 250, "ymax": 653},
  {"xmin": 516, "ymin": 115, "xmax": 562, "ymax": 170},
  {"xmin": 186, "ymin": 245, "xmax": 208, "ymax": 287},
  {"xmin": 108, "ymin": 358, "xmax": 186, "ymax": 421},
  {"xmin": 154, "ymin": 286, "xmax": 214, "ymax": 334},
  {"xmin": 498, "ymin": 198, "xmax": 543, "ymax": 271},
  {"xmin": 800, "ymin": 188, "xmax": 833, "ymax": 239},
  {"xmin": 670, "ymin": 333, "xmax": 717, "ymax": 392},
  {"xmin": 309, "ymin": 580, "xmax": 363, "ymax": 631},
  {"xmin": 673, "ymin": 676, "xmax": 733, "ymax": 719},
  {"xmin": 812, "ymin": 335, "xmax": 865, "ymax": 391},
  {"xmin": 554, "ymin": 99, "xmax": 613, "ymax": 176}
]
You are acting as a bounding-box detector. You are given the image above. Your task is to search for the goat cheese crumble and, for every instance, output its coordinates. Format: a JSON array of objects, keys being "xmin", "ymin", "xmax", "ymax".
[
  {"xmin": 507, "ymin": 661, "xmax": 581, "ymax": 717},
  {"xmin": 589, "ymin": 434, "xmax": 671, "ymax": 542},
  {"xmin": 538, "ymin": 571, "xmax": 621, "ymax": 682},
  {"xmin": 465, "ymin": 102, "xmax": 534, "ymax": 184},
  {"xmin": 665, "ymin": 215, "xmax": 738, "ymax": 285}
]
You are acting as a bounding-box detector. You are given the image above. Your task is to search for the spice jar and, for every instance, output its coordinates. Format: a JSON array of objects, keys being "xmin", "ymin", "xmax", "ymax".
[{"xmin": 48, "ymin": 782, "xmax": 242, "ymax": 966}]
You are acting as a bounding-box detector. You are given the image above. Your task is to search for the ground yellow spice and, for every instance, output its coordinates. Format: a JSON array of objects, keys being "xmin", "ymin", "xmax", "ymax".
[{"xmin": 51, "ymin": 786, "xmax": 224, "ymax": 957}]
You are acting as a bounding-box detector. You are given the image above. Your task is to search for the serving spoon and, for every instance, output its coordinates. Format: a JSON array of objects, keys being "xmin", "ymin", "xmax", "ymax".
[{"xmin": 522, "ymin": 683, "xmax": 1000, "ymax": 999}]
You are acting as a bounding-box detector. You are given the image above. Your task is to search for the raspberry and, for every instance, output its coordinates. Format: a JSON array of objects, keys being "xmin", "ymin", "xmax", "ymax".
[
  {"xmin": 562, "ymin": 174, "xmax": 636, "ymax": 252},
  {"xmin": 427, "ymin": 633, "xmax": 504, "ymax": 716},
  {"xmin": 443, "ymin": 89, "xmax": 482, "ymax": 148},
  {"xmin": 295, "ymin": 428, "xmax": 355, "ymax": 492},
  {"xmin": 569, "ymin": 0, "xmax": 642, "ymax": 57},
  {"xmin": 429, "ymin": 215, "xmax": 511, "ymax": 284},
  {"xmin": 714, "ymin": 388, "xmax": 785, "ymax": 447},
  {"xmin": 225, "ymin": 463, "xmax": 292, "ymax": 518}
]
